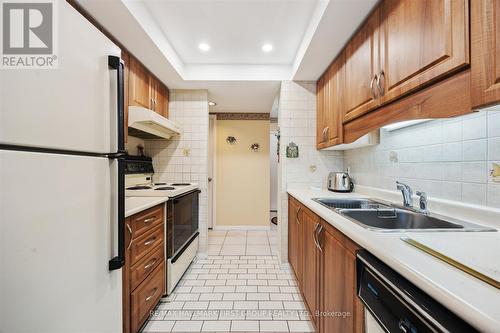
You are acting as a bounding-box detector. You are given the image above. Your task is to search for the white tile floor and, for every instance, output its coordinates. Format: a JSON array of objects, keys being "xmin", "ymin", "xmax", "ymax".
[{"xmin": 142, "ymin": 228, "xmax": 315, "ymax": 333}]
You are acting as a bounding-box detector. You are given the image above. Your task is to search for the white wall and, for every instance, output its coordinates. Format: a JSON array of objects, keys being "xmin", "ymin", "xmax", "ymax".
[
  {"xmin": 145, "ymin": 90, "xmax": 209, "ymax": 255},
  {"xmin": 277, "ymin": 81, "xmax": 344, "ymax": 263},
  {"xmin": 344, "ymin": 108, "xmax": 500, "ymax": 208}
]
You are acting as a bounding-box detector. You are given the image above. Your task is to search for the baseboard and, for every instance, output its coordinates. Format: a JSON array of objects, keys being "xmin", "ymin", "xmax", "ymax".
[{"xmin": 212, "ymin": 225, "xmax": 271, "ymax": 231}]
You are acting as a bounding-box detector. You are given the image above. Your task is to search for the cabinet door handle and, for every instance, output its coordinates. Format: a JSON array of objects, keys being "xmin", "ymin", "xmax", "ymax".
[
  {"xmin": 313, "ymin": 223, "xmax": 320, "ymax": 249},
  {"xmin": 295, "ymin": 207, "xmax": 301, "ymax": 225},
  {"xmin": 370, "ymin": 75, "xmax": 378, "ymax": 99},
  {"xmin": 144, "ymin": 258, "xmax": 158, "ymax": 271},
  {"xmin": 143, "ymin": 216, "xmax": 156, "ymax": 224},
  {"xmin": 316, "ymin": 225, "xmax": 324, "ymax": 252},
  {"xmin": 377, "ymin": 70, "xmax": 385, "ymax": 96},
  {"xmin": 126, "ymin": 223, "xmax": 133, "ymax": 250},
  {"xmin": 144, "ymin": 237, "xmax": 157, "ymax": 246},
  {"xmin": 145, "ymin": 287, "xmax": 159, "ymax": 302},
  {"xmin": 324, "ymin": 127, "xmax": 329, "ymax": 140}
]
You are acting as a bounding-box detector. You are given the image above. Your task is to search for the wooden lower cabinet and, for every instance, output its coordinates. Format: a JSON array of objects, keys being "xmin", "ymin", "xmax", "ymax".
[
  {"xmin": 288, "ymin": 195, "xmax": 364, "ymax": 333},
  {"xmin": 301, "ymin": 208, "xmax": 320, "ymax": 329},
  {"xmin": 288, "ymin": 197, "xmax": 303, "ymax": 284},
  {"xmin": 123, "ymin": 203, "xmax": 166, "ymax": 333},
  {"xmin": 319, "ymin": 223, "xmax": 364, "ymax": 333},
  {"xmin": 131, "ymin": 262, "xmax": 165, "ymax": 333}
]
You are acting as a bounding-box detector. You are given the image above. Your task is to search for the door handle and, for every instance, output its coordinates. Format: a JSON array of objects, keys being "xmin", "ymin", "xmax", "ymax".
[
  {"xmin": 208, "ymin": 177, "xmax": 213, "ymax": 182},
  {"xmin": 377, "ymin": 70, "xmax": 385, "ymax": 96},
  {"xmin": 316, "ymin": 225, "xmax": 324, "ymax": 252},
  {"xmin": 370, "ymin": 74, "xmax": 378, "ymax": 99},
  {"xmin": 324, "ymin": 127, "xmax": 329, "ymax": 140},
  {"xmin": 108, "ymin": 55, "xmax": 126, "ymax": 271},
  {"xmin": 143, "ymin": 217, "xmax": 156, "ymax": 224},
  {"xmin": 295, "ymin": 207, "xmax": 301, "ymax": 225},
  {"xmin": 313, "ymin": 223, "xmax": 320, "ymax": 249},
  {"xmin": 126, "ymin": 223, "xmax": 133, "ymax": 250},
  {"xmin": 145, "ymin": 287, "xmax": 159, "ymax": 302},
  {"xmin": 144, "ymin": 258, "xmax": 158, "ymax": 271},
  {"xmin": 144, "ymin": 237, "xmax": 157, "ymax": 246}
]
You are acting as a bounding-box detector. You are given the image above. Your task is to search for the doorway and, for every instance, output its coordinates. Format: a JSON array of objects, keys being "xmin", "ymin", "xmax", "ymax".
[{"xmin": 208, "ymin": 115, "xmax": 216, "ymax": 229}]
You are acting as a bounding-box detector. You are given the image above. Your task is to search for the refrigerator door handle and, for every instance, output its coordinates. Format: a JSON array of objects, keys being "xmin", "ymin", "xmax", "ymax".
[
  {"xmin": 108, "ymin": 55, "xmax": 126, "ymax": 271},
  {"xmin": 109, "ymin": 157, "xmax": 125, "ymax": 270},
  {"xmin": 108, "ymin": 55, "xmax": 126, "ymax": 154}
]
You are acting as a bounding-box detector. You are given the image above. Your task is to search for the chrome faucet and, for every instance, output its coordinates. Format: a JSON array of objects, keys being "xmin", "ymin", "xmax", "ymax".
[
  {"xmin": 396, "ymin": 181, "xmax": 413, "ymax": 208},
  {"xmin": 416, "ymin": 191, "xmax": 428, "ymax": 214}
]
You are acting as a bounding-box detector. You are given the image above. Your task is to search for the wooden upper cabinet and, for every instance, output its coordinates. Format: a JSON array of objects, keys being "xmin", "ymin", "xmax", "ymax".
[
  {"xmin": 301, "ymin": 208, "xmax": 320, "ymax": 329},
  {"xmin": 344, "ymin": 8, "xmax": 380, "ymax": 123},
  {"xmin": 326, "ymin": 54, "xmax": 344, "ymax": 146},
  {"xmin": 317, "ymin": 53, "xmax": 345, "ymax": 149},
  {"xmin": 379, "ymin": 0, "xmax": 469, "ymax": 105},
  {"xmin": 471, "ymin": 0, "xmax": 500, "ymax": 108},
  {"xmin": 129, "ymin": 56, "xmax": 151, "ymax": 109},
  {"xmin": 128, "ymin": 56, "xmax": 170, "ymax": 118},
  {"xmin": 319, "ymin": 225, "xmax": 363, "ymax": 333},
  {"xmin": 151, "ymin": 79, "xmax": 169, "ymax": 118},
  {"xmin": 316, "ymin": 76, "xmax": 327, "ymax": 148}
]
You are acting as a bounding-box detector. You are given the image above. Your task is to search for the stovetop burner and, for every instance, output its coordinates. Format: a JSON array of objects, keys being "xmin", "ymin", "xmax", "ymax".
[
  {"xmin": 155, "ymin": 186, "xmax": 176, "ymax": 191},
  {"xmin": 171, "ymin": 183, "xmax": 191, "ymax": 186},
  {"xmin": 127, "ymin": 186, "xmax": 152, "ymax": 190},
  {"xmin": 154, "ymin": 182, "xmax": 167, "ymax": 185}
]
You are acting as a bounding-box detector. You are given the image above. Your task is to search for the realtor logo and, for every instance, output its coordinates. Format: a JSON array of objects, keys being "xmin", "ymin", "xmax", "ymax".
[{"xmin": 1, "ymin": 0, "xmax": 58, "ymax": 68}]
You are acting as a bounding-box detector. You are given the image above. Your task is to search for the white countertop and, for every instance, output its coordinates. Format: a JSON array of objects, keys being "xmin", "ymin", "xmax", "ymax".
[
  {"xmin": 125, "ymin": 196, "xmax": 168, "ymax": 217},
  {"xmin": 287, "ymin": 186, "xmax": 500, "ymax": 333}
]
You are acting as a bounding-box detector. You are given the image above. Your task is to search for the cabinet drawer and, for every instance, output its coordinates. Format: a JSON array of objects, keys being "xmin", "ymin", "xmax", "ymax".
[
  {"xmin": 130, "ymin": 224, "xmax": 164, "ymax": 266},
  {"xmin": 130, "ymin": 243, "xmax": 164, "ymax": 291},
  {"xmin": 131, "ymin": 262, "xmax": 164, "ymax": 333},
  {"xmin": 128, "ymin": 204, "xmax": 163, "ymax": 239}
]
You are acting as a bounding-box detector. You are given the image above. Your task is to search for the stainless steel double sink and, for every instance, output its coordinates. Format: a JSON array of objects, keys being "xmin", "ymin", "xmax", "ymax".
[{"xmin": 312, "ymin": 198, "xmax": 495, "ymax": 232}]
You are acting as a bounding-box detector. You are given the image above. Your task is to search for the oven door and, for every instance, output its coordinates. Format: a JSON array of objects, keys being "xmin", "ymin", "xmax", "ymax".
[{"xmin": 170, "ymin": 189, "xmax": 200, "ymax": 257}]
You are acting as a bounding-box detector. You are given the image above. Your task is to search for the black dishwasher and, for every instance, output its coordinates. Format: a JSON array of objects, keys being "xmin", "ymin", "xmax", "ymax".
[{"xmin": 357, "ymin": 250, "xmax": 478, "ymax": 333}]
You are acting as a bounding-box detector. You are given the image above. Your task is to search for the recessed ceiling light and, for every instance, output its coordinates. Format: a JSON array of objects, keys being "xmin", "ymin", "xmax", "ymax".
[
  {"xmin": 208, "ymin": 101, "xmax": 216, "ymax": 106},
  {"xmin": 198, "ymin": 43, "xmax": 210, "ymax": 52},
  {"xmin": 262, "ymin": 43, "xmax": 273, "ymax": 52}
]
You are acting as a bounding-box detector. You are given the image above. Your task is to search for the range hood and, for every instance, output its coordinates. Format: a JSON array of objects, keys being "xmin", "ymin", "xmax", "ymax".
[{"xmin": 128, "ymin": 106, "xmax": 181, "ymax": 140}]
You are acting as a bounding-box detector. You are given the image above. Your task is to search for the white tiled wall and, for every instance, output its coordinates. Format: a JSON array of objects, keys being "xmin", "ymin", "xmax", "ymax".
[
  {"xmin": 344, "ymin": 108, "xmax": 500, "ymax": 208},
  {"xmin": 277, "ymin": 81, "xmax": 344, "ymax": 264},
  {"xmin": 145, "ymin": 90, "xmax": 210, "ymax": 255}
]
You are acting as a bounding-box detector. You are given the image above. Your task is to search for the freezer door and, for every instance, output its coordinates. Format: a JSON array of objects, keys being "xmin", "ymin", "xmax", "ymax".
[
  {"xmin": 0, "ymin": 0, "xmax": 120, "ymax": 154},
  {"xmin": 0, "ymin": 151, "xmax": 122, "ymax": 333}
]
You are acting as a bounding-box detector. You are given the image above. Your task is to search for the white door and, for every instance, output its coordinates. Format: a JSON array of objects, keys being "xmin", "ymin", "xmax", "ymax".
[
  {"xmin": 0, "ymin": 150, "xmax": 122, "ymax": 333},
  {"xmin": 207, "ymin": 115, "xmax": 216, "ymax": 229},
  {"xmin": 0, "ymin": 0, "xmax": 121, "ymax": 153},
  {"xmin": 270, "ymin": 131, "xmax": 278, "ymax": 212}
]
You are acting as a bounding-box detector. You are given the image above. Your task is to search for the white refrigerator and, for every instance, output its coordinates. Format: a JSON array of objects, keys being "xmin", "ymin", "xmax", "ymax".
[{"xmin": 0, "ymin": 2, "xmax": 124, "ymax": 332}]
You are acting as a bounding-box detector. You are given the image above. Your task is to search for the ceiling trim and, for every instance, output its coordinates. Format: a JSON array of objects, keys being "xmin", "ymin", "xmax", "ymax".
[{"xmin": 212, "ymin": 113, "xmax": 270, "ymax": 121}]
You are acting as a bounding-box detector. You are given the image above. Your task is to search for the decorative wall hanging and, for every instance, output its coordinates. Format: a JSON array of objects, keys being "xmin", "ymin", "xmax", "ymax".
[
  {"xmin": 226, "ymin": 136, "xmax": 237, "ymax": 145},
  {"xmin": 250, "ymin": 143, "xmax": 260, "ymax": 152},
  {"xmin": 491, "ymin": 163, "xmax": 500, "ymax": 183},
  {"xmin": 286, "ymin": 142, "xmax": 299, "ymax": 158}
]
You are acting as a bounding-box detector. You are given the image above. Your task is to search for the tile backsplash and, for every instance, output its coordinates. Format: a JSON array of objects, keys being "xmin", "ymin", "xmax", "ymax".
[
  {"xmin": 145, "ymin": 90, "xmax": 209, "ymax": 254},
  {"xmin": 277, "ymin": 81, "xmax": 344, "ymax": 263},
  {"xmin": 344, "ymin": 108, "xmax": 500, "ymax": 208}
]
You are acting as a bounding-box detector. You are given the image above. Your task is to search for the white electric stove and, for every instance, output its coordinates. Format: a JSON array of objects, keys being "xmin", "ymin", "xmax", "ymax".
[
  {"xmin": 124, "ymin": 154, "xmax": 200, "ymax": 295},
  {"xmin": 125, "ymin": 181, "xmax": 199, "ymax": 198},
  {"xmin": 123, "ymin": 154, "xmax": 199, "ymax": 198}
]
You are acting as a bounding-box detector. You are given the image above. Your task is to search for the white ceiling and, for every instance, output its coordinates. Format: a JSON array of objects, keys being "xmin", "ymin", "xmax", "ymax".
[
  {"xmin": 143, "ymin": 0, "xmax": 318, "ymax": 65},
  {"xmin": 75, "ymin": 0, "xmax": 377, "ymax": 113}
]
